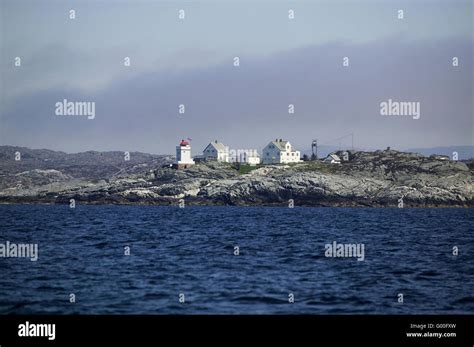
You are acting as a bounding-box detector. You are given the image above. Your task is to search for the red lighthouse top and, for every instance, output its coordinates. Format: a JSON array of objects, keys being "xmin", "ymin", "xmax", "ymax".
[{"xmin": 180, "ymin": 139, "xmax": 190, "ymax": 146}]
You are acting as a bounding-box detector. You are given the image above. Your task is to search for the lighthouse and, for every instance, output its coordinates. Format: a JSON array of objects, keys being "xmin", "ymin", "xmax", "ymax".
[{"xmin": 174, "ymin": 139, "xmax": 195, "ymax": 169}]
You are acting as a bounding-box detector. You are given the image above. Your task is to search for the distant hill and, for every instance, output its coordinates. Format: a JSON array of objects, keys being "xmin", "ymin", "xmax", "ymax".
[
  {"xmin": 0, "ymin": 146, "xmax": 172, "ymax": 187},
  {"xmin": 300, "ymin": 145, "xmax": 474, "ymax": 161},
  {"xmin": 405, "ymin": 146, "xmax": 473, "ymax": 160}
]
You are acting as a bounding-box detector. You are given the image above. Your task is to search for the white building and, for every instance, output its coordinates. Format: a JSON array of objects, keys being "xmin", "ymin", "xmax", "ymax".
[
  {"xmin": 324, "ymin": 153, "xmax": 341, "ymax": 164},
  {"xmin": 174, "ymin": 139, "xmax": 195, "ymax": 169},
  {"xmin": 230, "ymin": 149, "xmax": 260, "ymax": 166},
  {"xmin": 262, "ymin": 139, "xmax": 301, "ymax": 164},
  {"xmin": 242, "ymin": 151, "xmax": 260, "ymax": 166},
  {"xmin": 203, "ymin": 140, "xmax": 229, "ymax": 162}
]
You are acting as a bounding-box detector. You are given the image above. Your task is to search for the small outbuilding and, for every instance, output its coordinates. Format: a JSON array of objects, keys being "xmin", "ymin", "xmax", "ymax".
[{"xmin": 324, "ymin": 153, "xmax": 341, "ymax": 164}]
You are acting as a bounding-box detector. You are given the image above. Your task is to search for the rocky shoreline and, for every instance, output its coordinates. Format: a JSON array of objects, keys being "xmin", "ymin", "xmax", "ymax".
[{"xmin": 0, "ymin": 147, "xmax": 472, "ymax": 207}]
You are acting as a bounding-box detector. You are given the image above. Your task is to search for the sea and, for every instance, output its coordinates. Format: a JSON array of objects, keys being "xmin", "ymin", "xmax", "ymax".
[{"xmin": 0, "ymin": 205, "xmax": 472, "ymax": 314}]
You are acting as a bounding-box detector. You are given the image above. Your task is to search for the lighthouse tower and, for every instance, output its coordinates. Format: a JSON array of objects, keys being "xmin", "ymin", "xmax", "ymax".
[{"xmin": 174, "ymin": 139, "xmax": 195, "ymax": 169}]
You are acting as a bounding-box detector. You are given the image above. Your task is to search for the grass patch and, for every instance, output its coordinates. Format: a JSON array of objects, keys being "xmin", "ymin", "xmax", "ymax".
[{"xmin": 237, "ymin": 164, "xmax": 260, "ymax": 175}]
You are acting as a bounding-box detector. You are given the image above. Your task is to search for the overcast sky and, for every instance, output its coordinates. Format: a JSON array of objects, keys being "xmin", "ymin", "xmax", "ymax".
[{"xmin": 1, "ymin": 0, "xmax": 472, "ymax": 154}]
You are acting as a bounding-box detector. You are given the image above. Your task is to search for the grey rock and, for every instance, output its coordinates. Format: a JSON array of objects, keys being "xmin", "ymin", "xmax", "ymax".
[{"xmin": 0, "ymin": 147, "xmax": 472, "ymax": 207}]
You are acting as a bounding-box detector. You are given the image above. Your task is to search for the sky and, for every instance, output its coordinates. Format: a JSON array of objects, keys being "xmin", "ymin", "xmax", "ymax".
[{"xmin": 0, "ymin": 0, "xmax": 472, "ymax": 154}]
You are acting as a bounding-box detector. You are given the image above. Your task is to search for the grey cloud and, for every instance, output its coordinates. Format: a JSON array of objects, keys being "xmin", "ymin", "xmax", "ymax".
[{"xmin": 1, "ymin": 36, "xmax": 472, "ymax": 154}]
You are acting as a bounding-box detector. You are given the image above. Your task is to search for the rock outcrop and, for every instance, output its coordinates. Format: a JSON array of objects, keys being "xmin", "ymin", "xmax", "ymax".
[{"xmin": 0, "ymin": 147, "xmax": 472, "ymax": 207}]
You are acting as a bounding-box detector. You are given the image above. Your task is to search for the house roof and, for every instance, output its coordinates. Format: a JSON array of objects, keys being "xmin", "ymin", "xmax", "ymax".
[
  {"xmin": 269, "ymin": 140, "xmax": 290, "ymax": 151},
  {"xmin": 205, "ymin": 141, "xmax": 228, "ymax": 152},
  {"xmin": 326, "ymin": 153, "xmax": 341, "ymax": 161}
]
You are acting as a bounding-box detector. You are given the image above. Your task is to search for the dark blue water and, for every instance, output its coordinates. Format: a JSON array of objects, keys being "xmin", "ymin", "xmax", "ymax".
[{"xmin": 0, "ymin": 205, "xmax": 472, "ymax": 314}]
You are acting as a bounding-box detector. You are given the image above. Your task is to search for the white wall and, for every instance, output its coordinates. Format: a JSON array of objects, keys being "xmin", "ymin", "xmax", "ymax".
[
  {"xmin": 176, "ymin": 145, "xmax": 194, "ymax": 164},
  {"xmin": 262, "ymin": 142, "xmax": 300, "ymax": 164},
  {"xmin": 262, "ymin": 143, "xmax": 281, "ymax": 164}
]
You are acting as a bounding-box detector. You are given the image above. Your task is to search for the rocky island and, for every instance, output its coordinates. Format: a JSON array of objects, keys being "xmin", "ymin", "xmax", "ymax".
[{"xmin": 0, "ymin": 146, "xmax": 472, "ymax": 207}]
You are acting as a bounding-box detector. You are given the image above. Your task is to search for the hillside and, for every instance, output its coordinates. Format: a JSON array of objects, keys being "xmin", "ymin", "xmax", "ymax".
[{"xmin": 0, "ymin": 147, "xmax": 472, "ymax": 207}]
